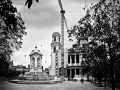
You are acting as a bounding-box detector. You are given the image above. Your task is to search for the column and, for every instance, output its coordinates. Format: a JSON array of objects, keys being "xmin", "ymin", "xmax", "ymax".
[
  {"xmin": 75, "ymin": 54, "xmax": 76, "ymax": 65},
  {"xmin": 78, "ymin": 54, "xmax": 79, "ymax": 63},
  {"xmin": 70, "ymin": 69, "xmax": 72, "ymax": 80},
  {"xmin": 75, "ymin": 69, "xmax": 76, "ymax": 76},
  {"xmin": 35, "ymin": 57, "xmax": 37, "ymax": 68},
  {"xmin": 79, "ymin": 54, "xmax": 81, "ymax": 66},
  {"xmin": 30, "ymin": 57, "xmax": 31, "ymax": 68},
  {"xmin": 79, "ymin": 69, "xmax": 81, "ymax": 75},
  {"xmin": 70, "ymin": 55, "xmax": 72, "ymax": 65}
]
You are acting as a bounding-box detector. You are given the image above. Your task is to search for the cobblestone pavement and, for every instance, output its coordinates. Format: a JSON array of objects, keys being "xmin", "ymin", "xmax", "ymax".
[{"xmin": 0, "ymin": 81, "xmax": 120, "ymax": 90}]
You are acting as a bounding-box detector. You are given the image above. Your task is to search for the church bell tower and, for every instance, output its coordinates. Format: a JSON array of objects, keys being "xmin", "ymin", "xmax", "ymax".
[
  {"xmin": 51, "ymin": 32, "xmax": 61, "ymax": 54},
  {"xmin": 50, "ymin": 32, "xmax": 61, "ymax": 75}
]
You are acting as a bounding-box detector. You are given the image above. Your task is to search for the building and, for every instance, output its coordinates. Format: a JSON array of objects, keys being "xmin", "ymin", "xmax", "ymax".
[
  {"xmin": 65, "ymin": 38, "xmax": 88, "ymax": 80},
  {"xmin": 50, "ymin": 32, "xmax": 87, "ymax": 80},
  {"xmin": 13, "ymin": 65, "xmax": 28, "ymax": 72},
  {"xmin": 9, "ymin": 60, "xmax": 29, "ymax": 72},
  {"xmin": 65, "ymin": 47, "xmax": 84, "ymax": 80}
]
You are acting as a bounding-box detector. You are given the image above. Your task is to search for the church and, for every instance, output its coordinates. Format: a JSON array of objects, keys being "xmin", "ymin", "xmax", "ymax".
[{"xmin": 49, "ymin": 32, "xmax": 87, "ymax": 80}]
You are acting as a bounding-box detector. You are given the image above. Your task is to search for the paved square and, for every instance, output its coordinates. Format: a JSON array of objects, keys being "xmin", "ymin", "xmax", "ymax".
[{"xmin": 0, "ymin": 81, "xmax": 120, "ymax": 90}]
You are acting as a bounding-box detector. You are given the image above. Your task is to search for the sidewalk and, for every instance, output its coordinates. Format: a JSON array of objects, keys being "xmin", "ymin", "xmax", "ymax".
[{"xmin": 59, "ymin": 81, "xmax": 120, "ymax": 90}]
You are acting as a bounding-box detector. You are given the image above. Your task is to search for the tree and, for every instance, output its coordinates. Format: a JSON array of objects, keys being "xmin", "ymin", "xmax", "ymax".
[
  {"xmin": 68, "ymin": 0, "xmax": 120, "ymax": 90},
  {"xmin": 25, "ymin": 0, "xmax": 39, "ymax": 9},
  {"xmin": 0, "ymin": 0, "xmax": 26, "ymax": 76}
]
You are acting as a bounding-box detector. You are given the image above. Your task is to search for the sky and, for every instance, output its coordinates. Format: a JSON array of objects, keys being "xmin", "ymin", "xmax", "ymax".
[{"xmin": 11, "ymin": 0, "xmax": 99, "ymax": 69}]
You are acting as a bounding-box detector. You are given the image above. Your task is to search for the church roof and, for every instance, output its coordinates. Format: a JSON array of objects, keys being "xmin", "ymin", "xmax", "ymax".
[{"xmin": 29, "ymin": 46, "xmax": 43, "ymax": 56}]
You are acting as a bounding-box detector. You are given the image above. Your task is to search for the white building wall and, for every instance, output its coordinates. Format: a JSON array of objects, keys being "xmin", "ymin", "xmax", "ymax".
[
  {"xmin": 49, "ymin": 53, "xmax": 56, "ymax": 75},
  {"xmin": 64, "ymin": 48, "xmax": 68, "ymax": 68},
  {"xmin": 58, "ymin": 50, "xmax": 61, "ymax": 68},
  {"xmin": 79, "ymin": 54, "xmax": 82, "ymax": 66}
]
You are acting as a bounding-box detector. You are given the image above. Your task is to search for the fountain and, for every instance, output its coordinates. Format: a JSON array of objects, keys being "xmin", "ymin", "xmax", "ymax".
[{"xmin": 10, "ymin": 46, "xmax": 62, "ymax": 84}]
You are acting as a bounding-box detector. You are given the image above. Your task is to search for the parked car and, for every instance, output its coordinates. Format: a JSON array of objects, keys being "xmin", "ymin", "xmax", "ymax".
[{"xmin": 73, "ymin": 75, "xmax": 82, "ymax": 82}]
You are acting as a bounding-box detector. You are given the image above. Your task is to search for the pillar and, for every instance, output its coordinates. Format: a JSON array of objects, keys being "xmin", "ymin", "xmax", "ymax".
[
  {"xmin": 75, "ymin": 69, "xmax": 76, "ymax": 76},
  {"xmin": 79, "ymin": 54, "xmax": 81, "ymax": 65},
  {"xmin": 30, "ymin": 57, "xmax": 32, "ymax": 68},
  {"xmin": 70, "ymin": 55, "xmax": 72, "ymax": 65},
  {"xmin": 78, "ymin": 54, "xmax": 79, "ymax": 63},
  {"xmin": 70, "ymin": 69, "xmax": 72, "ymax": 80},
  {"xmin": 79, "ymin": 69, "xmax": 81, "ymax": 75}
]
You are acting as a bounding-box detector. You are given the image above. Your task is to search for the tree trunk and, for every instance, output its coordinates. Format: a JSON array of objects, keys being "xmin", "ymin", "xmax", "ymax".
[
  {"xmin": 111, "ymin": 58, "xmax": 115, "ymax": 90},
  {"xmin": 108, "ymin": 43, "xmax": 115, "ymax": 90}
]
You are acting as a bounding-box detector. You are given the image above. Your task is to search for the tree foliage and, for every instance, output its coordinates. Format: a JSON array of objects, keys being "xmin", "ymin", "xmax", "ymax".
[
  {"xmin": 68, "ymin": 0, "xmax": 120, "ymax": 89},
  {"xmin": 25, "ymin": 0, "xmax": 39, "ymax": 9},
  {"xmin": 0, "ymin": 0, "xmax": 26, "ymax": 76}
]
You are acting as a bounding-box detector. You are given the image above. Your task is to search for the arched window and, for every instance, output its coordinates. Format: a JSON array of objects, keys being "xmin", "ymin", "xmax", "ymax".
[
  {"xmin": 54, "ymin": 36, "xmax": 56, "ymax": 41},
  {"xmin": 71, "ymin": 55, "xmax": 75, "ymax": 63},
  {"xmin": 76, "ymin": 54, "xmax": 79, "ymax": 63},
  {"xmin": 54, "ymin": 46, "xmax": 56, "ymax": 53},
  {"xmin": 68, "ymin": 55, "xmax": 70, "ymax": 63}
]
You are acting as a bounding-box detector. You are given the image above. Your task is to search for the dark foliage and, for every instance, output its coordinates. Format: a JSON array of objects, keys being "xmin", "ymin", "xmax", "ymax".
[
  {"xmin": 68, "ymin": 0, "xmax": 120, "ymax": 89},
  {"xmin": 0, "ymin": 0, "xmax": 26, "ymax": 77},
  {"xmin": 25, "ymin": 0, "xmax": 39, "ymax": 9}
]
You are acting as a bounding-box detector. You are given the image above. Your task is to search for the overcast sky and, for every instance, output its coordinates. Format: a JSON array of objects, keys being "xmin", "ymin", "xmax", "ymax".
[{"xmin": 11, "ymin": 0, "xmax": 99, "ymax": 68}]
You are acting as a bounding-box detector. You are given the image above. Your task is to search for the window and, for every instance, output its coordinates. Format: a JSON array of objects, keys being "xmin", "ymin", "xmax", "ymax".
[
  {"xmin": 54, "ymin": 36, "xmax": 56, "ymax": 41},
  {"xmin": 71, "ymin": 55, "xmax": 75, "ymax": 63},
  {"xmin": 68, "ymin": 55, "xmax": 70, "ymax": 63},
  {"xmin": 54, "ymin": 46, "xmax": 56, "ymax": 53},
  {"xmin": 76, "ymin": 54, "xmax": 79, "ymax": 63},
  {"xmin": 76, "ymin": 69, "xmax": 79, "ymax": 75}
]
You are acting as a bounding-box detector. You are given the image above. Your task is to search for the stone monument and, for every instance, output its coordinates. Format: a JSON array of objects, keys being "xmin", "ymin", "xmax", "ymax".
[{"xmin": 29, "ymin": 46, "xmax": 43, "ymax": 74}]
